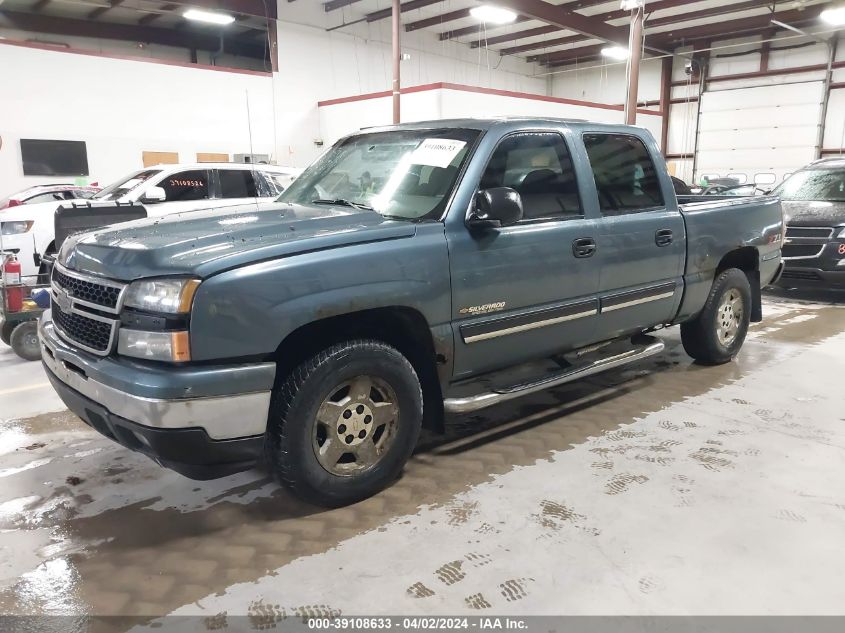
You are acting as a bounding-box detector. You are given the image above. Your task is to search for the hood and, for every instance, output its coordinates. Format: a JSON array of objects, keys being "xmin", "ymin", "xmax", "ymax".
[
  {"xmin": 782, "ymin": 200, "xmax": 845, "ymax": 227},
  {"xmin": 0, "ymin": 199, "xmax": 87, "ymax": 222},
  {"xmin": 58, "ymin": 202, "xmax": 417, "ymax": 280}
]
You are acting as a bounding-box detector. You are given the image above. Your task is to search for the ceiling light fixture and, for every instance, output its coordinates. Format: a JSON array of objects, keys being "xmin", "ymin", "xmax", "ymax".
[
  {"xmin": 182, "ymin": 8, "xmax": 236, "ymax": 25},
  {"xmin": 601, "ymin": 46, "xmax": 630, "ymax": 60},
  {"xmin": 469, "ymin": 5, "xmax": 518, "ymax": 25},
  {"xmin": 820, "ymin": 6, "xmax": 845, "ymax": 25}
]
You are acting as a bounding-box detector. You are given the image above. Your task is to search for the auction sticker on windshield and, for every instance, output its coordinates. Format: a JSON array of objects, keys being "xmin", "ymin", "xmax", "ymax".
[{"xmin": 411, "ymin": 139, "xmax": 467, "ymax": 168}]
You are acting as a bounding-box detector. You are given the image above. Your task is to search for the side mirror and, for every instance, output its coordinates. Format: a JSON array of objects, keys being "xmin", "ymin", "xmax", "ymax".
[
  {"xmin": 140, "ymin": 186, "xmax": 166, "ymax": 204},
  {"xmin": 467, "ymin": 187, "xmax": 523, "ymax": 229}
]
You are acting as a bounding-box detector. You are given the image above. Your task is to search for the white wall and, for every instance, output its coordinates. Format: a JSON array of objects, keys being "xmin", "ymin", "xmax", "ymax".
[
  {"xmin": 550, "ymin": 57, "xmax": 663, "ymax": 108},
  {"xmin": 272, "ymin": 2, "xmax": 546, "ymax": 167},
  {"xmin": 0, "ymin": 42, "xmax": 276, "ymax": 194}
]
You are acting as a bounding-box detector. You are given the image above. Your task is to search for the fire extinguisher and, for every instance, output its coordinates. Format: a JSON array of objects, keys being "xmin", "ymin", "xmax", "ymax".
[{"xmin": 2, "ymin": 254, "xmax": 23, "ymax": 313}]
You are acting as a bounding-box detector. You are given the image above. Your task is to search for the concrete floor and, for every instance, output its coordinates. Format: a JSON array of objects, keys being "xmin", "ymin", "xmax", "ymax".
[{"xmin": 0, "ymin": 290, "xmax": 843, "ymax": 625}]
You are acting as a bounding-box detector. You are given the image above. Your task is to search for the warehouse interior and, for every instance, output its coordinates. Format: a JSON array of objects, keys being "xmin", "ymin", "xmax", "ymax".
[{"xmin": 1, "ymin": 0, "xmax": 845, "ymax": 628}]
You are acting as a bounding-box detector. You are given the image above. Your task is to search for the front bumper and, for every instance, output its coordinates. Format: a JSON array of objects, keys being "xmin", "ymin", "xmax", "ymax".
[{"xmin": 40, "ymin": 312, "xmax": 277, "ymax": 479}]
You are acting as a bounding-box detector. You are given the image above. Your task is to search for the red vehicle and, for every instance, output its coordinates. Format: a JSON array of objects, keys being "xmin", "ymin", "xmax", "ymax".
[{"xmin": 0, "ymin": 184, "xmax": 100, "ymax": 210}]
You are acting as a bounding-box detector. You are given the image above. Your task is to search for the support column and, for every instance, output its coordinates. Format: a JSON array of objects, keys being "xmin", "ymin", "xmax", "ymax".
[
  {"xmin": 624, "ymin": 2, "xmax": 644, "ymax": 125},
  {"xmin": 660, "ymin": 56, "xmax": 672, "ymax": 156},
  {"xmin": 392, "ymin": 0, "xmax": 401, "ymax": 124}
]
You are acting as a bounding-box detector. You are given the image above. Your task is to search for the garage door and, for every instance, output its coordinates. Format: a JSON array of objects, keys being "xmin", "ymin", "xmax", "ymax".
[{"xmin": 695, "ymin": 81, "xmax": 823, "ymax": 185}]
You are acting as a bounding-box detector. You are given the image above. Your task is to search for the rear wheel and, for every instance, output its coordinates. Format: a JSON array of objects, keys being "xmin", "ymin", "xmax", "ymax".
[
  {"xmin": 267, "ymin": 339, "xmax": 423, "ymax": 507},
  {"xmin": 681, "ymin": 268, "xmax": 752, "ymax": 365},
  {"xmin": 10, "ymin": 321, "xmax": 41, "ymax": 361}
]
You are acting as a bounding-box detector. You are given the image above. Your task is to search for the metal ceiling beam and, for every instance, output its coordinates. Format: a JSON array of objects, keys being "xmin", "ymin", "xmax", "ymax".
[
  {"xmin": 406, "ymin": 8, "xmax": 473, "ymax": 32},
  {"xmin": 439, "ymin": 16, "xmax": 532, "ymax": 42},
  {"xmin": 459, "ymin": 0, "xmax": 628, "ymax": 46},
  {"xmin": 485, "ymin": 0, "xmax": 771, "ymax": 55},
  {"xmin": 87, "ymin": 0, "xmax": 124, "ymax": 20},
  {"xmin": 169, "ymin": 0, "xmax": 276, "ymax": 19},
  {"xmin": 497, "ymin": 32, "xmax": 583, "ymax": 54},
  {"xmin": 471, "ymin": 25, "xmax": 557, "ymax": 49},
  {"xmin": 0, "ymin": 10, "xmax": 268, "ymax": 59},
  {"xmin": 366, "ymin": 0, "xmax": 443, "ymax": 23},
  {"xmin": 324, "ymin": 0, "xmax": 363, "ymax": 10},
  {"xmin": 544, "ymin": 5, "xmax": 826, "ymax": 67}
]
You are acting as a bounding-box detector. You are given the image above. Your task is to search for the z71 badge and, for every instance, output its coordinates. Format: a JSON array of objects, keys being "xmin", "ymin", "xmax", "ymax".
[{"xmin": 459, "ymin": 302, "xmax": 506, "ymax": 316}]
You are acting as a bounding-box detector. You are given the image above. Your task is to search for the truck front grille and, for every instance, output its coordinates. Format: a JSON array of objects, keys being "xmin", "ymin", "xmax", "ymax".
[
  {"xmin": 52, "ymin": 304, "xmax": 115, "ymax": 353},
  {"xmin": 53, "ymin": 267, "xmax": 123, "ymax": 311},
  {"xmin": 782, "ymin": 244, "xmax": 824, "ymax": 259},
  {"xmin": 50, "ymin": 265, "xmax": 125, "ymax": 355},
  {"xmin": 784, "ymin": 226, "xmax": 834, "ymax": 240}
]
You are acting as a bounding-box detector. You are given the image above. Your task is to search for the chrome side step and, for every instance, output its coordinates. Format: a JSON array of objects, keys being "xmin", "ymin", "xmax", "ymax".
[{"xmin": 443, "ymin": 335, "xmax": 665, "ymax": 414}]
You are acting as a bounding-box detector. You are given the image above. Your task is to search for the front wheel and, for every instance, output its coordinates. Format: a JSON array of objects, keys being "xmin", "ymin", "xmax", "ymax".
[
  {"xmin": 681, "ymin": 268, "xmax": 752, "ymax": 365},
  {"xmin": 268, "ymin": 339, "xmax": 423, "ymax": 507}
]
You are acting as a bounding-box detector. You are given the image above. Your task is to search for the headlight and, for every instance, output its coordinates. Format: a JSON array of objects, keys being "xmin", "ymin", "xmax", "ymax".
[
  {"xmin": 124, "ymin": 278, "xmax": 200, "ymax": 314},
  {"xmin": 118, "ymin": 329, "xmax": 190, "ymax": 362},
  {"xmin": 1, "ymin": 221, "xmax": 34, "ymax": 235},
  {"xmin": 837, "ymin": 227, "xmax": 845, "ymax": 239}
]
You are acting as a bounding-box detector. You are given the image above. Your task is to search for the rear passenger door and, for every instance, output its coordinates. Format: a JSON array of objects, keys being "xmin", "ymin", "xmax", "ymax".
[
  {"xmin": 216, "ymin": 168, "xmax": 262, "ymax": 208},
  {"xmin": 447, "ymin": 130, "xmax": 603, "ymax": 379},
  {"xmin": 583, "ymin": 132, "xmax": 685, "ymax": 341}
]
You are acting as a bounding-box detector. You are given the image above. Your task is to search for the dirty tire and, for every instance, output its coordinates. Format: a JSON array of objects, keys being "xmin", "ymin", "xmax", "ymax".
[
  {"xmin": 1, "ymin": 321, "xmax": 14, "ymax": 346},
  {"xmin": 10, "ymin": 321, "xmax": 41, "ymax": 361},
  {"xmin": 681, "ymin": 268, "xmax": 751, "ymax": 365},
  {"xmin": 268, "ymin": 339, "xmax": 423, "ymax": 507}
]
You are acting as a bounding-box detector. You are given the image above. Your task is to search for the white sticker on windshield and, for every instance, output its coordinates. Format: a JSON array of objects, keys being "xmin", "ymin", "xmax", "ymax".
[{"xmin": 410, "ymin": 139, "xmax": 467, "ymax": 168}]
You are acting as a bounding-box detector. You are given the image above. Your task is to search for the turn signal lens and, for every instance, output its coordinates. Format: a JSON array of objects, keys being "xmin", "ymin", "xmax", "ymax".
[{"xmin": 118, "ymin": 329, "xmax": 191, "ymax": 362}]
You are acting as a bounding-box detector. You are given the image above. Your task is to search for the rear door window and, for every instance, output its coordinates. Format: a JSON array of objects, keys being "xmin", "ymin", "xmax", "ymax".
[
  {"xmin": 219, "ymin": 169, "xmax": 259, "ymax": 198},
  {"xmin": 583, "ymin": 133, "xmax": 665, "ymax": 214},
  {"xmin": 160, "ymin": 170, "xmax": 210, "ymax": 201}
]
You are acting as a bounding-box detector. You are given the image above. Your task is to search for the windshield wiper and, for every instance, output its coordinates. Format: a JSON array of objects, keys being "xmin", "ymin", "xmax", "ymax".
[{"xmin": 311, "ymin": 198, "xmax": 373, "ymax": 211}]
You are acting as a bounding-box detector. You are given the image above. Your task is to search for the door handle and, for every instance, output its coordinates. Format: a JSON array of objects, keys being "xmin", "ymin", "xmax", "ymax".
[
  {"xmin": 655, "ymin": 229, "xmax": 674, "ymax": 247},
  {"xmin": 572, "ymin": 237, "xmax": 597, "ymax": 258}
]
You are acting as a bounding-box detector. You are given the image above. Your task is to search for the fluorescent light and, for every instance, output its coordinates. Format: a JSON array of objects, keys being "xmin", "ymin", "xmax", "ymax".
[
  {"xmin": 601, "ymin": 46, "xmax": 629, "ymax": 60},
  {"xmin": 182, "ymin": 8, "xmax": 235, "ymax": 25},
  {"xmin": 469, "ymin": 5, "xmax": 518, "ymax": 25},
  {"xmin": 820, "ymin": 6, "xmax": 845, "ymax": 26}
]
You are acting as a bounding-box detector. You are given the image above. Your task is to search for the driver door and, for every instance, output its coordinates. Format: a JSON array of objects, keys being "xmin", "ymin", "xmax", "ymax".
[{"xmin": 446, "ymin": 130, "xmax": 603, "ymax": 379}]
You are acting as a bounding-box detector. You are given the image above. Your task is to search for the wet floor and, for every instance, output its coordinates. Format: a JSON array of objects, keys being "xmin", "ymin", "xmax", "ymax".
[{"xmin": 0, "ymin": 290, "xmax": 843, "ymax": 626}]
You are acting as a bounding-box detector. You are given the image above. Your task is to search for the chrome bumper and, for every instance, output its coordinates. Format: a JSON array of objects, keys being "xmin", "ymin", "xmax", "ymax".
[{"xmin": 40, "ymin": 316, "xmax": 272, "ymax": 441}]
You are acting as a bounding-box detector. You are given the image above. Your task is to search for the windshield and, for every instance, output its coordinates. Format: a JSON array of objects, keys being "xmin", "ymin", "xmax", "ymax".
[
  {"xmin": 93, "ymin": 169, "xmax": 161, "ymax": 202},
  {"xmin": 772, "ymin": 169, "xmax": 845, "ymax": 202},
  {"xmin": 279, "ymin": 128, "xmax": 481, "ymax": 220}
]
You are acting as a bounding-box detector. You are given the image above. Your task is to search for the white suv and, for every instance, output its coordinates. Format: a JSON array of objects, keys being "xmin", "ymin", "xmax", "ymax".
[{"xmin": 0, "ymin": 163, "xmax": 302, "ymax": 277}]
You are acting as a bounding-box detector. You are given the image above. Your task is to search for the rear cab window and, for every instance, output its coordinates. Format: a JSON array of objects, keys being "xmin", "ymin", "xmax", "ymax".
[{"xmin": 583, "ymin": 133, "xmax": 665, "ymax": 215}]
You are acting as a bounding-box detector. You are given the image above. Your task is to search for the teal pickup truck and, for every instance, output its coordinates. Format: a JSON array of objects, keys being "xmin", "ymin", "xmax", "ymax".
[{"xmin": 39, "ymin": 118, "xmax": 784, "ymax": 506}]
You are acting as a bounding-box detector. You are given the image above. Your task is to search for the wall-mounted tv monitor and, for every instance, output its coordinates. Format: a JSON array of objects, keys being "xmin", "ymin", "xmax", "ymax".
[{"xmin": 21, "ymin": 139, "xmax": 90, "ymax": 177}]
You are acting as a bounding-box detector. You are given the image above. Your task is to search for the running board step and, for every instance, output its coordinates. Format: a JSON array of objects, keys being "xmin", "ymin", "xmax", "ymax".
[{"xmin": 443, "ymin": 335, "xmax": 665, "ymax": 414}]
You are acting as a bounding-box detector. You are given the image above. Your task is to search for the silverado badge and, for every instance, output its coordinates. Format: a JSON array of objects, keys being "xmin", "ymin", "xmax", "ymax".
[{"xmin": 459, "ymin": 302, "xmax": 507, "ymax": 316}]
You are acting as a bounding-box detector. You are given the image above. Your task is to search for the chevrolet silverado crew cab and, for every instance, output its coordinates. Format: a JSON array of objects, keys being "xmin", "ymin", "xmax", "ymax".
[
  {"xmin": 39, "ymin": 118, "xmax": 784, "ymax": 507},
  {"xmin": 770, "ymin": 157, "xmax": 845, "ymax": 288}
]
